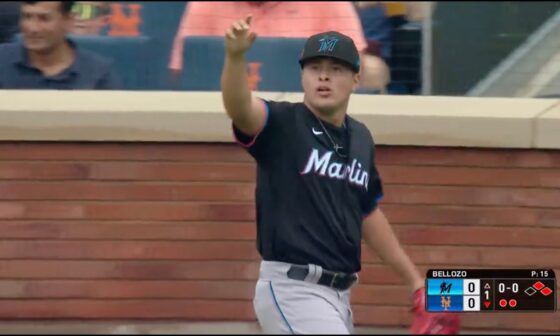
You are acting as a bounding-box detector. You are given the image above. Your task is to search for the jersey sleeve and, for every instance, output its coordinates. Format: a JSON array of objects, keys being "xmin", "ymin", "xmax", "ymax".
[
  {"xmin": 361, "ymin": 147, "xmax": 384, "ymax": 217},
  {"xmin": 232, "ymin": 99, "xmax": 290, "ymax": 165}
]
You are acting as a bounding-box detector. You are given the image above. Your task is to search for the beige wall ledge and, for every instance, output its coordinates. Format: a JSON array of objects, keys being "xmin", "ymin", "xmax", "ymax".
[
  {"xmin": 0, "ymin": 90, "xmax": 558, "ymax": 149},
  {"xmin": 535, "ymin": 100, "xmax": 560, "ymax": 149}
]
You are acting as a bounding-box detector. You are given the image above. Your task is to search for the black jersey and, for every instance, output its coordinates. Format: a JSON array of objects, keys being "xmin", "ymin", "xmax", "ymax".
[{"xmin": 233, "ymin": 100, "xmax": 384, "ymax": 273}]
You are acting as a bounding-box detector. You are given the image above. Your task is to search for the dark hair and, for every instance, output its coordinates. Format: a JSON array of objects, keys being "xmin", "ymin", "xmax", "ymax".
[{"xmin": 24, "ymin": 1, "xmax": 76, "ymax": 15}]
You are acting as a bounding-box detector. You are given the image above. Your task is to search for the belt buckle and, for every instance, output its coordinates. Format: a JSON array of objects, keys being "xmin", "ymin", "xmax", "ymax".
[{"xmin": 329, "ymin": 272, "xmax": 339, "ymax": 288}]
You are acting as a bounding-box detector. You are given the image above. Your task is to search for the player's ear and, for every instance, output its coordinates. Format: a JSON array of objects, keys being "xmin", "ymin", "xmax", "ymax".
[
  {"xmin": 300, "ymin": 68, "xmax": 307, "ymax": 90},
  {"xmin": 352, "ymin": 72, "xmax": 361, "ymax": 91}
]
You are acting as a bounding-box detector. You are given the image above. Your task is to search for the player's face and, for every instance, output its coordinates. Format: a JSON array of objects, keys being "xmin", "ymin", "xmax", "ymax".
[
  {"xmin": 301, "ymin": 58, "xmax": 360, "ymax": 115},
  {"xmin": 20, "ymin": 2, "xmax": 73, "ymax": 53}
]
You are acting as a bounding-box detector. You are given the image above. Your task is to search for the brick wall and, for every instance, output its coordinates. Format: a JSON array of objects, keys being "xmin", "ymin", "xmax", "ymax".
[{"xmin": 0, "ymin": 142, "xmax": 558, "ymax": 332}]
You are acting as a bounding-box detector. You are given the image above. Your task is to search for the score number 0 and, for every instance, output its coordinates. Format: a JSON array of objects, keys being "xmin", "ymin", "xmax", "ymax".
[
  {"xmin": 464, "ymin": 280, "xmax": 480, "ymax": 311},
  {"xmin": 498, "ymin": 282, "xmax": 519, "ymax": 293}
]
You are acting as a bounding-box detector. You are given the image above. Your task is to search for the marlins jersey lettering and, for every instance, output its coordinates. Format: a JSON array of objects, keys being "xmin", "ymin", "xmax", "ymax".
[{"xmin": 233, "ymin": 100, "xmax": 383, "ymax": 273}]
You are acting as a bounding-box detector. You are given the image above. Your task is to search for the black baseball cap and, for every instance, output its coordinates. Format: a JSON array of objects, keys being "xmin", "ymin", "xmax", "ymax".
[{"xmin": 299, "ymin": 31, "xmax": 360, "ymax": 73}]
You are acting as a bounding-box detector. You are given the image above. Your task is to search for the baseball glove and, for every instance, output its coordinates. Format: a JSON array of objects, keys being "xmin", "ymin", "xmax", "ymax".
[{"xmin": 410, "ymin": 287, "xmax": 461, "ymax": 334}]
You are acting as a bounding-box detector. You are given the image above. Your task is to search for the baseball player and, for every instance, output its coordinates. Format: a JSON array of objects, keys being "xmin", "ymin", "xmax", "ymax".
[{"xmin": 221, "ymin": 15, "xmax": 461, "ymax": 334}]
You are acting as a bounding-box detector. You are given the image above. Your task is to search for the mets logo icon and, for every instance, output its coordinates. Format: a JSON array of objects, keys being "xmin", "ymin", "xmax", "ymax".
[{"xmin": 318, "ymin": 36, "xmax": 339, "ymax": 53}]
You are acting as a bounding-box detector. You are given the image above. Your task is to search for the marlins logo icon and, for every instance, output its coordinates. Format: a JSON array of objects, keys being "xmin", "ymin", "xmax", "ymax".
[
  {"xmin": 318, "ymin": 36, "xmax": 339, "ymax": 52},
  {"xmin": 440, "ymin": 282, "xmax": 452, "ymax": 294}
]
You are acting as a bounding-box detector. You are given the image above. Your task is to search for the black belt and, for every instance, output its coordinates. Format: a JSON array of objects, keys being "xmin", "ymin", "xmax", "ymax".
[{"xmin": 286, "ymin": 265, "xmax": 357, "ymax": 291}]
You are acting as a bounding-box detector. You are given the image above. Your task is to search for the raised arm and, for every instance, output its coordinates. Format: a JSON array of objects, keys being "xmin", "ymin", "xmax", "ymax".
[{"xmin": 221, "ymin": 15, "xmax": 267, "ymax": 135}]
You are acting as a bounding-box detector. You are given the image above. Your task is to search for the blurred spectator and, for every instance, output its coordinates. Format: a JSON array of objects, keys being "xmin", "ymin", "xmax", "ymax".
[
  {"xmin": 382, "ymin": 2, "xmax": 434, "ymax": 28},
  {"xmin": 355, "ymin": 2, "xmax": 393, "ymax": 62},
  {"xmin": 381, "ymin": 1, "xmax": 434, "ymax": 95},
  {"xmin": 0, "ymin": 1, "xmax": 120, "ymax": 89},
  {"xmin": 0, "ymin": 2, "xmax": 21, "ymax": 44},
  {"xmin": 169, "ymin": 1, "xmax": 390, "ymax": 92},
  {"xmin": 70, "ymin": 1, "xmax": 111, "ymax": 35},
  {"xmin": 401, "ymin": 1, "xmax": 434, "ymax": 24}
]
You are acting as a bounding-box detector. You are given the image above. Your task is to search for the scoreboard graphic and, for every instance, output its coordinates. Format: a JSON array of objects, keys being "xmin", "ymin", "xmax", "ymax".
[{"xmin": 426, "ymin": 269, "xmax": 556, "ymax": 312}]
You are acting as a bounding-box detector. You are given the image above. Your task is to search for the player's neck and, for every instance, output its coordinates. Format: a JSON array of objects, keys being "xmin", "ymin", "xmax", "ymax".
[{"xmin": 304, "ymin": 102, "xmax": 347, "ymax": 128}]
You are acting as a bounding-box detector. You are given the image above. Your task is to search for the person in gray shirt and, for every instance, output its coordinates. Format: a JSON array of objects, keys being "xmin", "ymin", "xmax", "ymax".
[
  {"xmin": 0, "ymin": 1, "xmax": 120, "ymax": 90},
  {"xmin": 0, "ymin": 2, "xmax": 21, "ymax": 44}
]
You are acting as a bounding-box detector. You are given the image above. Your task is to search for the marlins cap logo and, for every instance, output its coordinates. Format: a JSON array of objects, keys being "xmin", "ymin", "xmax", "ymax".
[{"xmin": 318, "ymin": 36, "xmax": 339, "ymax": 53}]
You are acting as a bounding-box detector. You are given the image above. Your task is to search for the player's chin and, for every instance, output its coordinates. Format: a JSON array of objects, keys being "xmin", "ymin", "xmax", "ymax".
[
  {"xmin": 311, "ymin": 95, "xmax": 340, "ymax": 107},
  {"xmin": 310, "ymin": 100, "xmax": 337, "ymax": 111}
]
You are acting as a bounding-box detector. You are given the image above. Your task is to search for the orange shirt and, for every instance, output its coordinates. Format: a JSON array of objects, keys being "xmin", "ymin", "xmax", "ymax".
[
  {"xmin": 382, "ymin": 1, "xmax": 408, "ymax": 16},
  {"xmin": 169, "ymin": 1, "xmax": 367, "ymax": 71}
]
